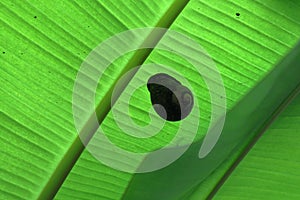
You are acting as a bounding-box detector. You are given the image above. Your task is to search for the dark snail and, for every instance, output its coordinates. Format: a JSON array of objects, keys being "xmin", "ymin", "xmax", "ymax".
[{"xmin": 147, "ymin": 73, "xmax": 194, "ymax": 121}]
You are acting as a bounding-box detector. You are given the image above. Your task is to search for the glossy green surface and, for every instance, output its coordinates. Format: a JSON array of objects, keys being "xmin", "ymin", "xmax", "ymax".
[
  {"xmin": 213, "ymin": 92, "xmax": 300, "ymax": 200},
  {"xmin": 1, "ymin": 0, "xmax": 300, "ymax": 199},
  {"xmin": 1, "ymin": 0, "xmax": 178, "ymax": 199},
  {"xmin": 56, "ymin": 0, "xmax": 300, "ymax": 200}
]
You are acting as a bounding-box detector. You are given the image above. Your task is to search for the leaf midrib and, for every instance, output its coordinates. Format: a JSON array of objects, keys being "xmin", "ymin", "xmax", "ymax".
[{"xmin": 38, "ymin": 0, "xmax": 190, "ymax": 199}]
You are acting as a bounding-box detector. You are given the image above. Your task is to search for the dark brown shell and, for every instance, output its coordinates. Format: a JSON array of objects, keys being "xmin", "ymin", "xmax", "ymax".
[{"xmin": 147, "ymin": 73, "xmax": 194, "ymax": 121}]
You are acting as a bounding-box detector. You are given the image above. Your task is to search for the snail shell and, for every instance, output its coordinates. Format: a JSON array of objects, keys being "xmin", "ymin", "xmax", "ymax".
[{"xmin": 147, "ymin": 73, "xmax": 194, "ymax": 121}]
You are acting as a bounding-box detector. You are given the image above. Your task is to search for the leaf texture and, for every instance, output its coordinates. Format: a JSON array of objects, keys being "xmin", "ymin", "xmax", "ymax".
[
  {"xmin": 1, "ymin": 0, "xmax": 300, "ymax": 199},
  {"xmin": 55, "ymin": 0, "xmax": 300, "ymax": 200},
  {"xmin": 212, "ymin": 92, "xmax": 300, "ymax": 199},
  {"xmin": 0, "ymin": 0, "xmax": 180, "ymax": 199}
]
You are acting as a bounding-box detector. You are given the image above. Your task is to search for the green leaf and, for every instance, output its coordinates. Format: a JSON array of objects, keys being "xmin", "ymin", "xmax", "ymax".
[
  {"xmin": 212, "ymin": 91, "xmax": 300, "ymax": 200},
  {"xmin": 1, "ymin": 0, "xmax": 300, "ymax": 200},
  {"xmin": 55, "ymin": 0, "xmax": 300, "ymax": 200},
  {"xmin": 0, "ymin": 0, "xmax": 181, "ymax": 199}
]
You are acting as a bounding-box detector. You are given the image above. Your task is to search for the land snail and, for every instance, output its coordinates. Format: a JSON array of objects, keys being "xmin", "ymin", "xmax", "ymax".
[{"xmin": 147, "ymin": 73, "xmax": 194, "ymax": 121}]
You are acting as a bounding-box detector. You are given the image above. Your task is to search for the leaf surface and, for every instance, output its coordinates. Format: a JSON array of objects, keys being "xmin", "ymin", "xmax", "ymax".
[{"xmin": 55, "ymin": 0, "xmax": 300, "ymax": 200}]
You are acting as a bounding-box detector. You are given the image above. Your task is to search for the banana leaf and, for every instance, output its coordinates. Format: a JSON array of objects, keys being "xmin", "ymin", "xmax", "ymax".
[{"xmin": 1, "ymin": 0, "xmax": 300, "ymax": 200}]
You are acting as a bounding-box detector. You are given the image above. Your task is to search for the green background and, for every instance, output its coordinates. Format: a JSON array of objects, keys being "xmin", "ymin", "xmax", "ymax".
[{"xmin": 1, "ymin": 0, "xmax": 300, "ymax": 199}]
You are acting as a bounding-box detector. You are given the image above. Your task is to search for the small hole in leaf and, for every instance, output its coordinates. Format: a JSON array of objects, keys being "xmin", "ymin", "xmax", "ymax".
[{"xmin": 147, "ymin": 73, "xmax": 194, "ymax": 122}]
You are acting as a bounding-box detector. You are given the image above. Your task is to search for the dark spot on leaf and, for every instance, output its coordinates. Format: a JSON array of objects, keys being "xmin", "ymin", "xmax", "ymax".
[
  {"xmin": 236, "ymin": 13, "xmax": 240, "ymax": 17},
  {"xmin": 2, "ymin": 52, "xmax": 5, "ymax": 54},
  {"xmin": 147, "ymin": 73, "xmax": 194, "ymax": 121},
  {"xmin": 34, "ymin": 16, "xmax": 37, "ymax": 19}
]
